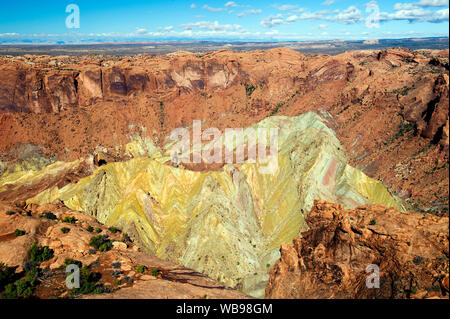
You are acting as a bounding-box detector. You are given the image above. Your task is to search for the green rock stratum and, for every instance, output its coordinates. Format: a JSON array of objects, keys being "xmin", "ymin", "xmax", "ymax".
[{"xmin": 26, "ymin": 112, "xmax": 405, "ymax": 297}]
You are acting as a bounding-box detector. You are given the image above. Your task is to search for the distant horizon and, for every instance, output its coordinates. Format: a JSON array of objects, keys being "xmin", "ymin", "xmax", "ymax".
[
  {"xmin": 1, "ymin": 1, "xmax": 449, "ymax": 44},
  {"xmin": 0, "ymin": 36, "xmax": 448, "ymax": 46}
]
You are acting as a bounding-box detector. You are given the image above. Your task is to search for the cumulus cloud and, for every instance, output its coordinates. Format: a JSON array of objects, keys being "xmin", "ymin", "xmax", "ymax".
[
  {"xmin": 237, "ymin": 9, "xmax": 262, "ymax": 17},
  {"xmin": 416, "ymin": 0, "xmax": 449, "ymax": 7},
  {"xmin": 332, "ymin": 6, "xmax": 363, "ymax": 24},
  {"xmin": 260, "ymin": 14, "xmax": 285, "ymax": 27},
  {"xmin": 157, "ymin": 26, "xmax": 174, "ymax": 32},
  {"xmin": 285, "ymin": 15, "xmax": 299, "ymax": 23},
  {"xmin": 190, "ymin": 4, "xmax": 196, "ymax": 9},
  {"xmin": 180, "ymin": 20, "xmax": 243, "ymax": 32},
  {"xmin": 202, "ymin": 5, "xmax": 223, "ymax": 12},
  {"xmin": 135, "ymin": 27, "xmax": 149, "ymax": 35},
  {"xmin": 322, "ymin": 0, "xmax": 335, "ymax": 6},
  {"xmin": 225, "ymin": 1, "xmax": 239, "ymax": 7},
  {"xmin": 380, "ymin": 4, "xmax": 449, "ymax": 23},
  {"xmin": 299, "ymin": 10, "xmax": 330, "ymax": 21},
  {"xmin": 265, "ymin": 30, "xmax": 279, "ymax": 36}
]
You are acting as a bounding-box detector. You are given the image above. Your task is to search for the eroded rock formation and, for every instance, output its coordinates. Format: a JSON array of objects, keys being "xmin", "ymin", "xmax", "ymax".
[{"xmin": 265, "ymin": 200, "xmax": 449, "ymax": 299}]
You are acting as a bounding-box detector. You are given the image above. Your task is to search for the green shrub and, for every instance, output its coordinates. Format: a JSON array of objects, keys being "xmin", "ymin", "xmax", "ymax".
[
  {"xmin": 63, "ymin": 258, "xmax": 82, "ymax": 268},
  {"xmin": 28, "ymin": 242, "xmax": 54, "ymax": 263},
  {"xmin": 136, "ymin": 265, "xmax": 147, "ymax": 274},
  {"xmin": 108, "ymin": 226, "xmax": 119, "ymax": 234},
  {"xmin": 61, "ymin": 227, "xmax": 70, "ymax": 234},
  {"xmin": 41, "ymin": 212, "xmax": 57, "ymax": 220},
  {"xmin": 122, "ymin": 233, "xmax": 132, "ymax": 243},
  {"xmin": 86, "ymin": 226, "xmax": 94, "ymax": 232},
  {"xmin": 369, "ymin": 219, "xmax": 377, "ymax": 226},
  {"xmin": 14, "ymin": 229, "xmax": 26, "ymax": 237},
  {"xmin": 243, "ymin": 83, "xmax": 256, "ymax": 98},
  {"xmin": 89, "ymin": 235, "xmax": 112, "ymax": 252},
  {"xmin": 150, "ymin": 269, "xmax": 160, "ymax": 277},
  {"xmin": 0, "ymin": 263, "xmax": 18, "ymax": 291},
  {"xmin": 62, "ymin": 216, "xmax": 77, "ymax": 224},
  {"xmin": 95, "ymin": 227, "xmax": 102, "ymax": 233},
  {"xmin": 69, "ymin": 265, "xmax": 105, "ymax": 296},
  {"xmin": 1, "ymin": 264, "xmax": 38, "ymax": 299}
]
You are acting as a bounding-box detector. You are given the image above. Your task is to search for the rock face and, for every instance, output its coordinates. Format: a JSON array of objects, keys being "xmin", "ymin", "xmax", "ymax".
[
  {"xmin": 25, "ymin": 112, "xmax": 405, "ymax": 298},
  {"xmin": 0, "ymin": 202, "xmax": 249, "ymax": 299},
  {"xmin": 0, "ymin": 48, "xmax": 448, "ymax": 211},
  {"xmin": 265, "ymin": 200, "xmax": 449, "ymax": 299},
  {"xmin": 0, "ymin": 48, "xmax": 448, "ymax": 299}
]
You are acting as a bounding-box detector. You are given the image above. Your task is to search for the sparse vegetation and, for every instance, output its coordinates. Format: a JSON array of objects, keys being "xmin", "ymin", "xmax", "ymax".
[
  {"xmin": 369, "ymin": 219, "xmax": 377, "ymax": 226},
  {"xmin": 388, "ymin": 86, "xmax": 413, "ymax": 96},
  {"xmin": 89, "ymin": 235, "xmax": 113, "ymax": 252},
  {"xmin": 41, "ymin": 212, "xmax": 57, "ymax": 220},
  {"xmin": 69, "ymin": 264, "xmax": 107, "ymax": 296},
  {"xmin": 62, "ymin": 216, "xmax": 77, "ymax": 224},
  {"xmin": 86, "ymin": 226, "xmax": 94, "ymax": 232},
  {"xmin": 136, "ymin": 265, "xmax": 148, "ymax": 274},
  {"xmin": 61, "ymin": 227, "xmax": 70, "ymax": 234},
  {"xmin": 63, "ymin": 258, "xmax": 82, "ymax": 268},
  {"xmin": 95, "ymin": 227, "xmax": 102, "ymax": 233},
  {"xmin": 14, "ymin": 229, "xmax": 26, "ymax": 237},
  {"xmin": 108, "ymin": 226, "xmax": 119, "ymax": 234},
  {"xmin": 1, "ymin": 262, "xmax": 39, "ymax": 299},
  {"xmin": 270, "ymin": 102, "xmax": 285, "ymax": 116},
  {"xmin": 28, "ymin": 242, "xmax": 54, "ymax": 263},
  {"xmin": 150, "ymin": 269, "xmax": 161, "ymax": 277},
  {"xmin": 243, "ymin": 83, "xmax": 256, "ymax": 98}
]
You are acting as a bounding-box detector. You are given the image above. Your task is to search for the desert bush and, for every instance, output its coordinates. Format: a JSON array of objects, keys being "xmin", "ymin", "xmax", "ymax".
[
  {"xmin": 136, "ymin": 265, "xmax": 147, "ymax": 274},
  {"xmin": 28, "ymin": 242, "xmax": 54, "ymax": 263},
  {"xmin": 89, "ymin": 235, "xmax": 112, "ymax": 252},
  {"xmin": 62, "ymin": 216, "xmax": 77, "ymax": 224},
  {"xmin": 14, "ymin": 229, "xmax": 26, "ymax": 237}
]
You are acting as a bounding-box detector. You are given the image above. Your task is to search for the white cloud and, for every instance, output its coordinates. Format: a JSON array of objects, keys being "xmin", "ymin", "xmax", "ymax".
[
  {"xmin": 318, "ymin": 23, "xmax": 329, "ymax": 29},
  {"xmin": 190, "ymin": 4, "xmax": 196, "ymax": 9},
  {"xmin": 260, "ymin": 14, "xmax": 285, "ymax": 27},
  {"xmin": 157, "ymin": 26, "xmax": 174, "ymax": 32},
  {"xmin": 380, "ymin": 5, "xmax": 449, "ymax": 23},
  {"xmin": 285, "ymin": 15, "xmax": 299, "ymax": 23},
  {"xmin": 265, "ymin": 30, "xmax": 279, "ymax": 36},
  {"xmin": 237, "ymin": 9, "xmax": 262, "ymax": 17},
  {"xmin": 225, "ymin": 1, "xmax": 238, "ymax": 7},
  {"xmin": 180, "ymin": 20, "xmax": 243, "ymax": 32},
  {"xmin": 135, "ymin": 27, "xmax": 149, "ymax": 35},
  {"xmin": 322, "ymin": 0, "xmax": 335, "ymax": 6},
  {"xmin": 202, "ymin": 5, "xmax": 223, "ymax": 12},
  {"xmin": 417, "ymin": 0, "xmax": 449, "ymax": 7},
  {"xmin": 332, "ymin": 6, "xmax": 363, "ymax": 24},
  {"xmin": 278, "ymin": 4, "xmax": 298, "ymax": 11},
  {"xmin": 299, "ymin": 10, "xmax": 330, "ymax": 20}
]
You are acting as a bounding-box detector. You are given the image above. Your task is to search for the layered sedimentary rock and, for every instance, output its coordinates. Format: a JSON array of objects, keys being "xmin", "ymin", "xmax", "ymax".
[
  {"xmin": 0, "ymin": 48, "xmax": 448, "ymax": 211},
  {"xmin": 265, "ymin": 200, "xmax": 449, "ymax": 299},
  {"xmin": 0, "ymin": 202, "xmax": 250, "ymax": 299},
  {"xmin": 26, "ymin": 112, "xmax": 404, "ymax": 297}
]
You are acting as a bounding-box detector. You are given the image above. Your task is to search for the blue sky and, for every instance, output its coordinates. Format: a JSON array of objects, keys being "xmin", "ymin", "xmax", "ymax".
[{"xmin": 0, "ymin": 0, "xmax": 448, "ymax": 43}]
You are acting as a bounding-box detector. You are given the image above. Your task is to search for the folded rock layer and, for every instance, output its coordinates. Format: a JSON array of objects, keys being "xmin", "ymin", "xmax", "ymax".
[{"xmin": 26, "ymin": 112, "xmax": 404, "ymax": 297}]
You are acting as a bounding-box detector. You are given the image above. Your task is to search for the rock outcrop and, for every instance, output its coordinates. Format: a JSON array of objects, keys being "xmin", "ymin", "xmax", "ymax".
[
  {"xmin": 0, "ymin": 48, "xmax": 448, "ymax": 212},
  {"xmin": 24, "ymin": 112, "xmax": 406, "ymax": 298},
  {"xmin": 0, "ymin": 202, "xmax": 249, "ymax": 299},
  {"xmin": 265, "ymin": 200, "xmax": 449, "ymax": 299}
]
